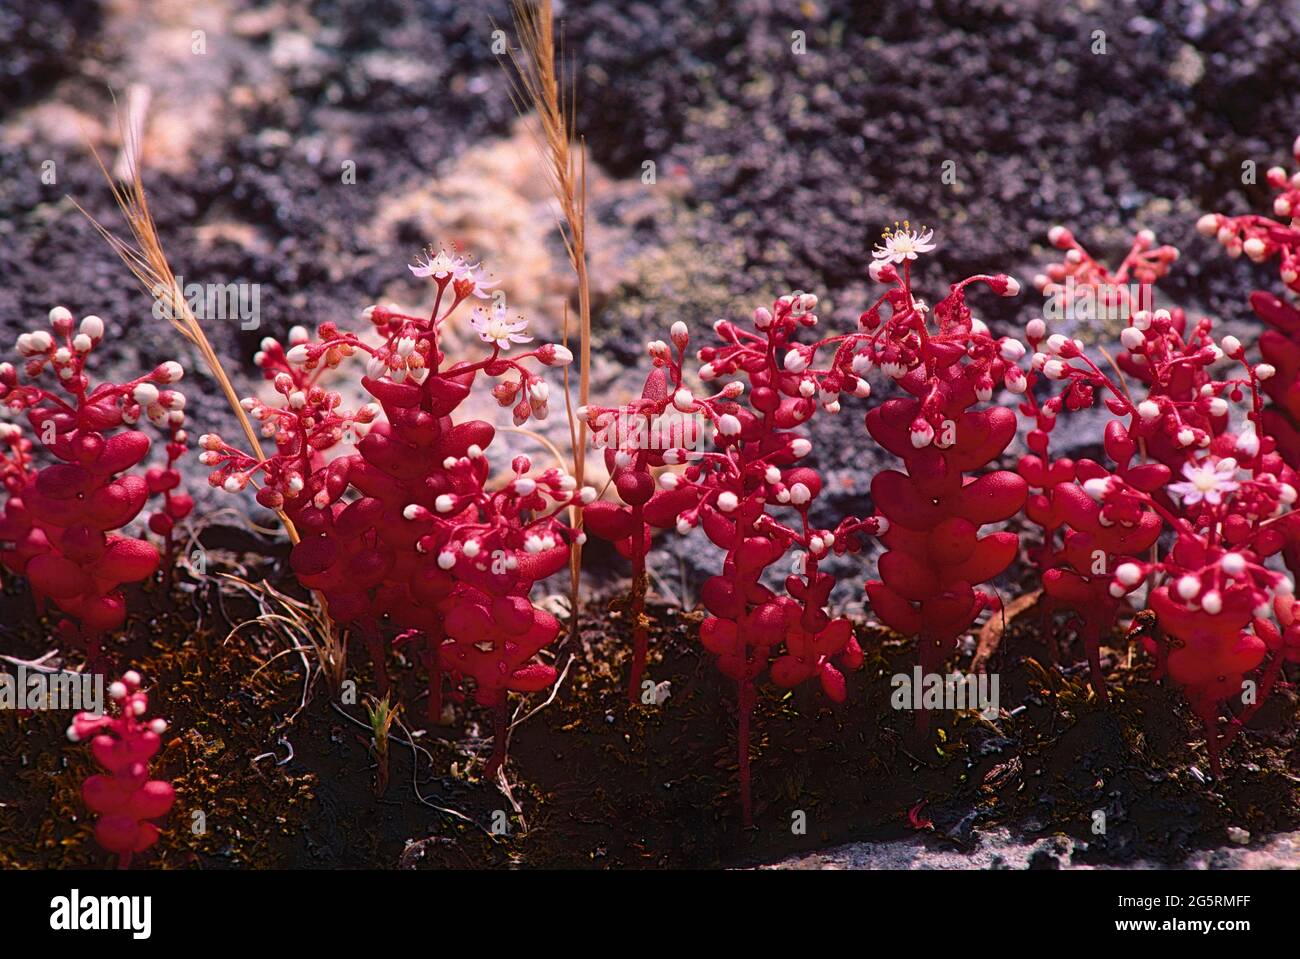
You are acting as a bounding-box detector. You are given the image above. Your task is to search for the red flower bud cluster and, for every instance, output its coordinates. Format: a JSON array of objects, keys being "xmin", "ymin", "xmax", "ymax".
[
  {"xmin": 581, "ymin": 358, "xmax": 678, "ymax": 700},
  {"xmin": 588, "ymin": 294, "xmax": 875, "ymax": 823},
  {"xmin": 0, "ymin": 307, "xmax": 189, "ymax": 670},
  {"xmin": 206, "ymin": 252, "xmax": 583, "ymax": 774},
  {"xmin": 1198, "ymin": 136, "xmax": 1300, "ymax": 482},
  {"xmin": 1033, "ymin": 228, "xmax": 1221, "ymax": 470},
  {"xmin": 859, "ymin": 247, "xmax": 1028, "ymax": 733},
  {"xmin": 1197, "ymin": 134, "xmax": 1300, "ymax": 295},
  {"xmin": 67, "ymin": 670, "xmax": 175, "ymax": 869},
  {"xmin": 1023, "ymin": 228, "xmax": 1300, "ymax": 769}
]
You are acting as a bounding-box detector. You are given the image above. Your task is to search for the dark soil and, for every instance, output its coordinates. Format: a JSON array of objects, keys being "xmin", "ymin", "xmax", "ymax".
[
  {"xmin": 2, "ymin": 533, "xmax": 1296, "ymax": 869},
  {"xmin": 4, "ymin": 0, "xmax": 1300, "ymax": 870}
]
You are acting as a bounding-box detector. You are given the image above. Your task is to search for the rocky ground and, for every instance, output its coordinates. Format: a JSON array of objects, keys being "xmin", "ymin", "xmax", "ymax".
[
  {"xmin": 3, "ymin": 0, "xmax": 1300, "ymax": 867},
  {"xmin": 5, "ymin": 0, "xmax": 1300, "ymax": 588}
]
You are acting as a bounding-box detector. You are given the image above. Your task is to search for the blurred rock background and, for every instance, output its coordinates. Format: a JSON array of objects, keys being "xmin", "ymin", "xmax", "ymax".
[{"xmin": 3, "ymin": 0, "xmax": 1300, "ymax": 605}]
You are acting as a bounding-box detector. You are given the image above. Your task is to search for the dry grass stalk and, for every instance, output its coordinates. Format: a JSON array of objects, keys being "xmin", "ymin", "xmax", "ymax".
[
  {"xmin": 74, "ymin": 100, "xmax": 299, "ymax": 543},
  {"xmin": 505, "ymin": 0, "xmax": 592, "ymax": 640},
  {"xmin": 222, "ymin": 573, "xmax": 348, "ymax": 699}
]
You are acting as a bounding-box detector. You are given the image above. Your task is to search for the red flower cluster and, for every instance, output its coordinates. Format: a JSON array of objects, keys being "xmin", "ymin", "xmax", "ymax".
[
  {"xmin": 1018, "ymin": 230, "xmax": 1186, "ymax": 695},
  {"xmin": 1197, "ymin": 134, "xmax": 1300, "ymax": 300},
  {"xmin": 67, "ymin": 670, "xmax": 175, "ymax": 869},
  {"xmin": 586, "ymin": 295, "xmax": 876, "ymax": 823},
  {"xmin": 203, "ymin": 251, "xmax": 584, "ymax": 774},
  {"xmin": 0, "ymin": 307, "xmax": 189, "ymax": 670},
  {"xmin": 1199, "ymin": 134, "xmax": 1300, "ymax": 540},
  {"xmin": 858, "ymin": 244, "xmax": 1027, "ymax": 732},
  {"xmin": 580, "ymin": 322, "xmax": 707, "ymax": 701},
  {"xmin": 1023, "ymin": 226, "xmax": 1300, "ymax": 769}
]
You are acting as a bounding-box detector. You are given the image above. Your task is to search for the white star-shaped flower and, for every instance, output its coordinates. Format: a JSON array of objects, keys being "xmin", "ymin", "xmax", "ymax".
[
  {"xmin": 1168, "ymin": 457, "xmax": 1240, "ymax": 506},
  {"xmin": 471, "ymin": 302, "xmax": 532, "ymax": 350},
  {"xmin": 873, "ymin": 225, "xmax": 936, "ymax": 264}
]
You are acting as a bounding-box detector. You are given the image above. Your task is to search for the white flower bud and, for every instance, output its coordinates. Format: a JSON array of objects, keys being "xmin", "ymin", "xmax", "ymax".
[
  {"xmin": 1120, "ymin": 327, "xmax": 1144, "ymax": 351},
  {"xmin": 1083, "ymin": 478, "xmax": 1109, "ymax": 500},
  {"xmin": 1220, "ymin": 553, "xmax": 1246, "ymax": 577},
  {"xmin": 999, "ymin": 338, "xmax": 1026, "ymax": 363},
  {"xmin": 1115, "ymin": 563, "xmax": 1142, "ymax": 586},
  {"xmin": 79, "ymin": 315, "xmax": 104, "ymax": 339}
]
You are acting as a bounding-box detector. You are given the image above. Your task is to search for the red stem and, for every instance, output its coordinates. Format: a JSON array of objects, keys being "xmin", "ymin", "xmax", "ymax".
[
  {"xmin": 485, "ymin": 694, "xmax": 509, "ymax": 778},
  {"xmin": 1197, "ymin": 699, "xmax": 1223, "ymax": 777},
  {"xmin": 1082, "ymin": 616, "xmax": 1110, "ymax": 703},
  {"xmin": 424, "ymin": 632, "xmax": 443, "ymax": 724},
  {"xmin": 361, "ymin": 618, "xmax": 389, "ymax": 696},
  {"xmin": 627, "ymin": 503, "xmax": 648, "ymax": 703},
  {"xmin": 1221, "ymin": 651, "xmax": 1284, "ymax": 748},
  {"xmin": 738, "ymin": 675, "xmax": 753, "ymax": 827}
]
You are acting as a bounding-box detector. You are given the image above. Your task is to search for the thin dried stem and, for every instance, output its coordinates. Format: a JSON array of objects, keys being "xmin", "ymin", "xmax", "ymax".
[
  {"xmin": 504, "ymin": 0, "xmax": 592, "ymax": 640},
  {"xmin": 75, "ymin": 98, "xmax": 299, "ymax": 543}
]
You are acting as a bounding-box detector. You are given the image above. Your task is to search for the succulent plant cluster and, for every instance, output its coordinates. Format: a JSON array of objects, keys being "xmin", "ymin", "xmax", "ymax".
[
  {"xmin": 10, "ymin": 137, "xmax": 1300, "ymax": 861},
  {"xmin": 0, "ymin": 307, "xmax": 189, "ymax": 670},
  {"xmin": 858, "ymin": 251, "xmax": 1027, "ymax": 734},
  {"xmin": 199, "ymin": 251, "xmax": 585, "ymax": 775},
  {"xmin": 67, "ymin": 670, "xmax": 175, "ymax": 870}
]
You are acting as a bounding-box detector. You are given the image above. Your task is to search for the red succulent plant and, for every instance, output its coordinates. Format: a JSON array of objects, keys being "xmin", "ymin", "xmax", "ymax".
[
  {"xmin": 594, "ymin": 292, "xmax": 876, "ymax": 823},
  {"xmin": 0, "ymin": 307, "xmax": 190, "ymax": 670},
  {"xmin": 1021, "ymin": 229, "xmax": 1299, "ymax": 770},
  {"xmin": 858, "ymin": 230, "xmax": 1028, "ymax": 733},
  {"xmin": 204, "ymin": 251, "xmax": 584, "ymax": 774},
  {"xmin": 67, "ymin": 670, "xmax": 175, "ymax": 869}
]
